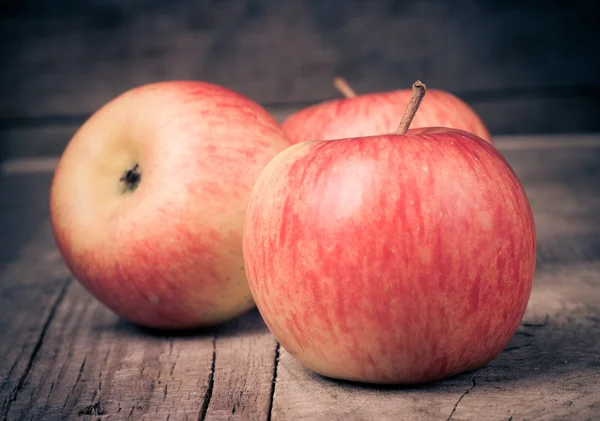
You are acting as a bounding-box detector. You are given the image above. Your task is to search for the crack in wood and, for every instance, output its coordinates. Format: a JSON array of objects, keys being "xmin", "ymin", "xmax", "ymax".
[
  {"xmin": 65, "ymin": 356, "xmax": 87, "ymax": 407},
  {"xmin": 1, "ymin": 344, "xmax": 27, "ymax": 391},
  {"xmin": 89, "ymin": 349, "xmax": 110, "ymax": 404},
  {"xmin": 61, "ymin": 354, "xmax": 88, "ymax": 410},
  {"xmin": 197, "ymin": 336, "xmax": 216, "ymax": 421},
  {"xmin": 98, "ymin": 349, "xmax": 109, "ymax": 391},
  {"xmin": 446, "ymin": 374, "xmax": 478, "ymax": 421},
  {"xmin": 77, "ymin": 400, "xmax": 106, "ymax": 417},
  {"xmin": 0, "ymin": 277, "xmax": 71, "ymax": 421},
  {"xmin": 503, "ymin": 343, "xmax": 533, "ymax": 353},
  {"xmin": 266, "ymin": 342, "xmax": 281, "ymax": 421},
  {"xmin": 521, "ymin": 314, "xmax": 550, "ymax": 328}
]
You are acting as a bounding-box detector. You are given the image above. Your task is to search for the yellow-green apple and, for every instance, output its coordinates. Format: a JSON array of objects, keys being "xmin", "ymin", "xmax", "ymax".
[
  {"xmin": 282, "ymin": 77, "xmax": 492, "ymax": 145},
  {"xmin": 49, "ymin": 81, "xmax": 291, "ymax": 330},
  {"xmin": 243, "ymin": 82, "xmax": 535, "ymax": 384}
]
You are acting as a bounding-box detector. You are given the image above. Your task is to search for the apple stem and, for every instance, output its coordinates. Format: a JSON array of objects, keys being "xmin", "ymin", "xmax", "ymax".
[
  {"xmin": 120, "ymin": 163, "xmax": 141, "ymax": 193},
  {"xmin": 395, "ymin": 81, "xmax": 427, "ymax": 134},
  {"xmin": 333, "ymin": 76, "xmax": 357, "ymax": 98}
]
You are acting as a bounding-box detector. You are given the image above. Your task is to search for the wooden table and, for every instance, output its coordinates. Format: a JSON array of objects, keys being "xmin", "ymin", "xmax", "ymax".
[{"xmin": 1, "ymin": 134, "xmax": 599, "ymax": 421}]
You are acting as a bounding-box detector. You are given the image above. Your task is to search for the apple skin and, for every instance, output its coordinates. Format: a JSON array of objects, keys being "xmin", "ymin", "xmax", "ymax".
[
  {"xmin": 243, "ymin": 127, "xmax": 535, "ymax": 384},
  {"xmin": 282, "ymin": 89, "xmax": 492, "ymax": 145},
  {"xmin": 49, "ymin": 81, "xmax": 291, "ymax": 330}
]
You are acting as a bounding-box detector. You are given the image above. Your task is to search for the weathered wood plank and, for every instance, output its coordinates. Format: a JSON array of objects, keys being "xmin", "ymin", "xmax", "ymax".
[
  {"xmin": 0, "ymin": 126, "xmax": 77, "ymax": 163},
  {"xmin": 0, "ymin": 0, "xmax": 598, "ymax": 136},
  {"xmin": 273, "ymin": 348, "xmax": 474, "ymax": 420},
  {"xmin": 0, "ymin": 173, "xmax": 55, "ymax": 262},
  {"xmin": 2, "ymin": 283, "xmax": 279, "ymax": 420},
  {"xmin": 205, "ymin": 310, "xmax": 277, "ymax": 421},
  {"xmin": 0, "ymin": 251, "xmax": 70, "ymax": 421},
  {"xmin": 270, "ymin": 141, "xmax": 600, "ymax": 420},
  {"xmin": 0, "ymin": 172, "xmax": 72, "ymax": 419},
  {"xmin": 4, "ymin": 280, "xmax": 216, "ymax": 421},
  {"xmin": 501, "ymin": 145, "xmax": 600, "ymax": 268}
]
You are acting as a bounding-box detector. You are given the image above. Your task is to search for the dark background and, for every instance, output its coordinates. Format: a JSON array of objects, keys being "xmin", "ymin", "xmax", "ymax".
[{"xmin": 1, "ymin": 0, "xmax": 599, "ymax": 161}]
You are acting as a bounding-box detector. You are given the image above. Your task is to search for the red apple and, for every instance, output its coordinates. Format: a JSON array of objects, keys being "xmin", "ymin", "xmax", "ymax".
[
  {"xmin": 49, "ymin": 81, "xmax": 291, "ymax": 329},
  {"xmin": 243, "ymin": 82, "xmax": 535, "ymax": 384},
  {"xmin": 282, "ymin": 77, "xmax": 492, "ymax": 145}
]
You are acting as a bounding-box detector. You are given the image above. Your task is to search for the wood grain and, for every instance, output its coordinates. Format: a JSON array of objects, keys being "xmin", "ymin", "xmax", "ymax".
[
  {"xmin": 1, "ymin": 0, "xmax": 598, "ymax": 139},
  {"xmin": 3, "ymin": 280, "xmax": 216, "ymax": 420},
  {"xmin": 0, "ymin": 240, "xmax": 70, "ymax": 421},
  {"xmin": 272, "ymin": 348, "xmax": 474, "ymax": 420},
  {"xmin": 0, "ymin": 173, "xmax": 72, "ymax": 420},
  {"xmin": 502, "ymin": 145, "xmax": 600, "ymax": 268},
  {"xmin": 0, "ymin": 174, "xmax": 55, "ymax": 262},
  {"xmin": 204, "ymin": 311, "xmax": 278, "ymax": 421},
  {"xmin": 1, "ymin": 282, "xmax": 281, "ymax": 421}
]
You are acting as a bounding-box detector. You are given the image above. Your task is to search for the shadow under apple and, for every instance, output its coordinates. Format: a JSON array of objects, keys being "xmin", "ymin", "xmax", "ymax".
[{"xmin": 102, "ymin": 306, "xmax": 270, "ymax": 340}]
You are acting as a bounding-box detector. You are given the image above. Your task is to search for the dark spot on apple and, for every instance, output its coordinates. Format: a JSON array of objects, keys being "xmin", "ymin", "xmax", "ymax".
[{"xmin": 120, "ymin": 163, "xmax": 141, "ymax": 193}]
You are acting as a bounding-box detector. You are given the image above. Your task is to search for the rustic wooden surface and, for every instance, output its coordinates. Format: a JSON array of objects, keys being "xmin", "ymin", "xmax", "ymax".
[
  {"xmin": 1, "ymin": 134, "xmax": 599, "ymax": 421},
  {"xmin": 1, "ymin": 0, "xmax": 599, "ymax": 161},
  {"xmin": 1, "ymin": 2, "xmax": 598, "ymax": 419}
]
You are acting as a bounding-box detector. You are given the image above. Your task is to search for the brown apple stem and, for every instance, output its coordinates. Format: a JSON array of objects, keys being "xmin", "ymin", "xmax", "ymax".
[
  {"xmin": 120, "ymin": 163, "xmax": 141, "ymax": 193},
  {"xmin": 333, "ymin": 76, "xmax": 357, "ymax": 98},
  {"xmin": 395, "ymin": 81, "xmax": 427, "ymax": 134}
]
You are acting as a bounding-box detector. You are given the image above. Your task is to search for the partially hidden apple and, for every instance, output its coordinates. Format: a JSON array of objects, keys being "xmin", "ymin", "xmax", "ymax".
[
  {"xmin": 282, "ymin": 77, "xmax": 492, "ymax": 145},
  {"xmin": 49, "ymin": 81, "xmax": 291, "ymax": 329},
  {"xmin": 243, "ymin": 81, "xmax": 535, "ymax": 384}
]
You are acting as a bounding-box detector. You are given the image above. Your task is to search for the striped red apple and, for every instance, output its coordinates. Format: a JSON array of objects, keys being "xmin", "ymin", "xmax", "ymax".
[
  {"xmin": 50, "ymin": 81, "xmax": 291, "ymax": 329},
  {"xmin": 243, "ymin": 82, "xmax": 535, "ymax": 384}
]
